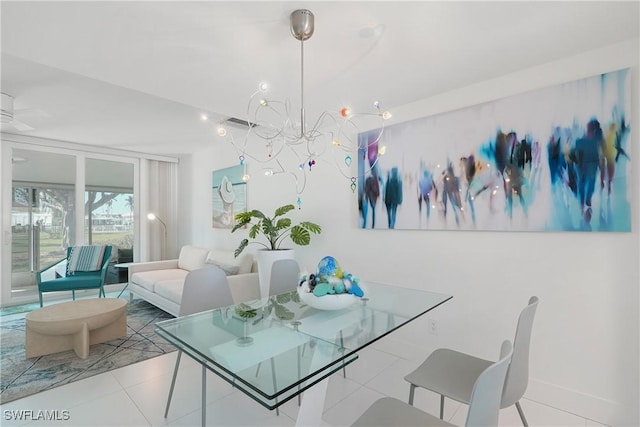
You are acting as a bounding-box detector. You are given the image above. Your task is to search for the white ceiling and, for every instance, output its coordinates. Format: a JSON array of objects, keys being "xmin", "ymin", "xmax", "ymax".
[{"xmin": 1, "ymin": 1, "xmax": 638, "ymax": 156}]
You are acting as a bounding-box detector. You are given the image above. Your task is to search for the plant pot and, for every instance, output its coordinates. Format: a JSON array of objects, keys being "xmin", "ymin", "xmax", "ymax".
[{"xmin": 257, "ymin": 249, "xmax": 295, "ymax": 298}]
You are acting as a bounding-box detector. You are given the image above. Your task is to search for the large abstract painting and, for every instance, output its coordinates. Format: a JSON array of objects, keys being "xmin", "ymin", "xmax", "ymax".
[
  {"xmin": 358, "ymin": 69, "xmax": 631, "ymax": 232},
  {"xmin": 212, "ymin": 164, "xmax": 247, "ymax": 229}
]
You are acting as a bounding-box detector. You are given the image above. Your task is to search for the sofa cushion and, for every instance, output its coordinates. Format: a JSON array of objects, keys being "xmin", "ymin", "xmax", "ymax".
[
  {"xmin": 154, "ymin": 280, "xmax": 185, "ymax": 305},
  {"xmin": 206, "ymin": 250, "xmax": 253, "ymax": 275},
  {"xmin": 178, "ymin": 245, "xmax": 210, "ymax": 271},
  {"xmin": 131, "ymin": 269, "xmax": 188, "ymax": 292}
]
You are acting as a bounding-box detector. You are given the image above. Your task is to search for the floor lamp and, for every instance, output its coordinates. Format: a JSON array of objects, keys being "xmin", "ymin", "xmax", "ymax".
[{"xmin": 147, "ymin": 213, "xmax": 167, "ymax": 259}]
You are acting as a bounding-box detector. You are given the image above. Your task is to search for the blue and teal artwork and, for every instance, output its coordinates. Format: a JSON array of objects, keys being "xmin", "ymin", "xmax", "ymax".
[
  {"xmin": 212, "ymin": 164, "xmax": 247, "ymax": 229},
  {"xmin": 358, "ymin": 68, "xmax": 631, "ymax": 232}
]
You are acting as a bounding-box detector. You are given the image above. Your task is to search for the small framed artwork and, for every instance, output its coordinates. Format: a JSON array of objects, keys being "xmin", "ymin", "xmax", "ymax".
[{"xmin": 212, "ymin": 164, "xmax": 247, "ymax": 229}]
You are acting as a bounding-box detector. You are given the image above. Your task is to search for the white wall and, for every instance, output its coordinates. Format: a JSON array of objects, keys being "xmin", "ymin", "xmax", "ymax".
[{"xmin": 180, "ymin": 39, "xmax": 639, "ymax": 426}]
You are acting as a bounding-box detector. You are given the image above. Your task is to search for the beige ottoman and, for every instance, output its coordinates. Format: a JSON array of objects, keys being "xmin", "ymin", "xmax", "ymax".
[{"xmin": 25, "ymin": 298, "xmax": 127, "ymax": 359}]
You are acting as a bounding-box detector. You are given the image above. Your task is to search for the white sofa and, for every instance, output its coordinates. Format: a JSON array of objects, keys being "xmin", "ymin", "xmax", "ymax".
[{"xmin": 128, "ymin": 245, "xmax": 260, "ymax": 316}]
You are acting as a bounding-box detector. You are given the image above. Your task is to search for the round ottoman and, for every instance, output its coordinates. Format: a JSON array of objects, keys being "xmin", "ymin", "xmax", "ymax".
[{"xmin": 25, "ymin": 298, "xmax": 127, "ymax": 359}]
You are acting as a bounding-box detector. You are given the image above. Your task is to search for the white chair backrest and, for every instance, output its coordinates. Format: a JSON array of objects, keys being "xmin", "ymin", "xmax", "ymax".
[
  {"xmin": 465, "ymin": 340, "xmax": 513, "ymax": 427},
  {"xmin": 179, "ymin": 267, "xmax": 234, "ymax": 316},
  {"xmin": 268, "ymin": 259, "xmax": 300, "ymax": 296},
  {"xmin": 502, "ymin": 296, "xmax": 539, "ymax": 407}
]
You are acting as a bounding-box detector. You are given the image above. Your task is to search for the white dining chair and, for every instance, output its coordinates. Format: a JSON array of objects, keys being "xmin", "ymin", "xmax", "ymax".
[
  {"xmin": 268, "ymin": 258, "xmax": 301, "ymax": 296},
  {"xmin": 405, "ymin": 296, "xmax": 539, "ymax": 426},
  {"xmin": 164, "ymin": 266, "xmax": 235, "ymax": 419},
  {"xmin": 352, "ymin": 340, "xmax": 513, "ymax": 427},
  {"xmin": 255, "ymin": 258, "xmax": 301, "ymax": 411}
]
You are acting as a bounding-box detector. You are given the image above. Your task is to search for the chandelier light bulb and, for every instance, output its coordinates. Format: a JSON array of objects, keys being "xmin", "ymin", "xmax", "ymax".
[
  {"xmin": 332, "ymin": 140, "xmax": 340, "ymax": 146},
  {"xmin": 260, "ymin": 99, "xmax": 268, "ymax": 107},
  {"xmin": 340, "ymin": 107, "xmax": 351, "ymax": 118},
  {"xmin": 378, "ymin": 145, "xmax": 387, "ymax": 156},
  {"xmin": 242, "ymin": 174, "xmax": 251, "ymax": 181},
  {"xmin": 217, "ymin": 126, "xmax": 227, "ymax": 137},
  {"xmin": 382, "ymin": 111, "xmax": 392, "ymax": 120},
  {"xmin": 259, "ymin": 82, "xmax": 268, "ymax": 92},
  {"xmin": 265, "ymin": 169, "xmax": 274, "ymax": 176},
  {"xmin": 201, "ymin": 113, "xmax": 209, "ymax": 121}
]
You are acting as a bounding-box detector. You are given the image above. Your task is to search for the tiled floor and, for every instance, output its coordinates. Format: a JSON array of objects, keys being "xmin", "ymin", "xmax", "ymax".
[
  {"xmin": 1, "ymin": 295, "xmax": 607, "ymax": 427},
  {"xmin": 0, "ymin": 332, "xmax": 607, "ymax": 427}
]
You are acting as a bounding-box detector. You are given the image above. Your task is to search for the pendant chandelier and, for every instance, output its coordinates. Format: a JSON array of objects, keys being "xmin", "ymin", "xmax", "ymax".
[{"xmin": 215, "ymin": 9, "xmax": 391, "ymax": 208}]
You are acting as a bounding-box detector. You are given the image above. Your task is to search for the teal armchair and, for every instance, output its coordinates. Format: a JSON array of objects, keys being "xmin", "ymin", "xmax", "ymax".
[{"xmin": 37, "ymin": 245, "xmax": 112, "ymax": 307}]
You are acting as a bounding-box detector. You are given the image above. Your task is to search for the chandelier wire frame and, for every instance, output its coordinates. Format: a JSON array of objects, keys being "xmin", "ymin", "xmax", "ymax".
[{"xmin": 216, "ymin": 9, "xmax": 390, "ymax": 199}]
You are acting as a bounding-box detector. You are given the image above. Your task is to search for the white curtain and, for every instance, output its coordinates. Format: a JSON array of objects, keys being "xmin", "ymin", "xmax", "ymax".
[{"xmin": 141, "ymin": 159, "xmax": 178, "ymax": 261}]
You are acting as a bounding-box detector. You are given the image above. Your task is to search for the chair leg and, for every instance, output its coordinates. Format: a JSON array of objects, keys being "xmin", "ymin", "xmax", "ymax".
[
  {"xmin": 39, "ymin": 292, "xmax": 44, "ymax": 307},
  {"xmin": 408, "ymin": 384, "xmax": 416, "ymax": 405},
  {"xmin": 515, "ymin": 401, "xmax": 529, "ymax": 426},
  {"xmin": 165, "ymin": 350, "xmax": 182, "ymax": 418},
  {"xmin": 440, "ymin": 395, "xmax": 445, "ymax": 419},
  {"xmin": 72, "ymin": 290, "xmax": 76, "ymax": 300}
]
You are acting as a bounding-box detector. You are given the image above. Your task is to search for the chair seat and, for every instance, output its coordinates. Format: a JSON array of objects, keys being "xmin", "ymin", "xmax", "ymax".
[
  {"xmin": 352, "ymin": 397, "xmax": 454, "ymax": 427},
  {"xmin": 404, "ymin": 348, "xmax": 493, "ymax": 404},
  {"xmin": 38, "ymin": 275, "xmax": 104, "ymax": 292}
]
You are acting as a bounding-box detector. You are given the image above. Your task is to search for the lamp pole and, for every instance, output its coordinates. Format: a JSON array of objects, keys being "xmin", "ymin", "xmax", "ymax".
[{"xmin": 147, "ymin": 213, "xmax": 167, "ymax": 259}]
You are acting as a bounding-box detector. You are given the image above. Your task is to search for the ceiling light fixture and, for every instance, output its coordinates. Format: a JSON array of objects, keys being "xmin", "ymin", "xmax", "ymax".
[{"xmin": 216, "ymin": 9, "xmax": 391, "ymax": 207}]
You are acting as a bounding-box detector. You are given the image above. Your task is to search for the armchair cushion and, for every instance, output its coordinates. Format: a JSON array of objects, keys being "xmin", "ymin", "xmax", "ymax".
[
  {"xmin": 38, "ymin": 275, "xmax": 104, "ymax": 292},
  {"xmin": 66, "ymin": 245, "xmax": 108, "ymax": 274}
]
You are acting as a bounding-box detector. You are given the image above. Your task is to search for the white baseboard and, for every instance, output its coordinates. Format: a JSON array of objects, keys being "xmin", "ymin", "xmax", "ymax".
[{"xmin": 526, "ymin": 378, "xmax": 635, "ymax": 426}]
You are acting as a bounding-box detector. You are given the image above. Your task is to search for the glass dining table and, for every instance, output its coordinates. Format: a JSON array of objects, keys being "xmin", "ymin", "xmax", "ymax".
[{"xmin": 155, "ymin": 281, "xmax": 452, "ymax": 426}]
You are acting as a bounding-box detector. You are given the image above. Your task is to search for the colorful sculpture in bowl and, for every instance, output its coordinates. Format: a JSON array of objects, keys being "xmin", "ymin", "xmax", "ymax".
[{"xmin": 297, "ymin": 256, "xmax": 364, "ymax": 310}]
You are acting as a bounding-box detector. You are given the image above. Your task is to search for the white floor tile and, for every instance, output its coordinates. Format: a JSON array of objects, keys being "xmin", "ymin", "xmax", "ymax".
[
  {"xmin": 0, "ymin": 372, "xmax": 123, "ymax": 418},
  {"xmin": 168, "ymin": 391, "xmax": 293, "ymax": 427},
  {"xmin": 446, "ymin": 397, "xmax": 589, "ymax": 427},
  {"xmin": 24, "ymin": 390, "xmax": 150, "ymax": 427},
  {"xmin": 586, "ymin": 418, "xmax": 609, "ymax": 426},
  {"xmin": 125, "ymin": 361, "xmax": 235, "ymax": 425},
  {"xmin": 342, "ymin": 347, "xmax": 398, "ymax": 386},
  {"xmin": 1, "ymin": 317, "xmax": 606, "ymax": 427},
  {"xmin": 278, "ymin": 374, "xmax": 363, "ymax": 420},
  {"xmin": 111, "ymin": 352, "xmax": 177, "ymax": 389},
  {"xmin": 322, "ymin": 385, "xmax": 384, "ymax": 427},
  {"xmin": 363, "ymin": 357, "xmax": 419, "ymax": 402}
]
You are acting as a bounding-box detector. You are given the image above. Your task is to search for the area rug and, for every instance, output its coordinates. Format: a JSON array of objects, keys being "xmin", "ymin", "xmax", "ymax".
[{"xmin": 0, "ymin": 299, "xmax": 175, "ymax": 404}]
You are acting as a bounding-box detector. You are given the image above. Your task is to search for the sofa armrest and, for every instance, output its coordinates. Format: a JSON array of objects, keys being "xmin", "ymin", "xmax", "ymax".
[
  {"xmin": 227, "ymin": 272, "xmax": 260, "ymax": 304},
  {"xmin": 128, "ymin": 259, "xmax": 179, "ymax": 281}
]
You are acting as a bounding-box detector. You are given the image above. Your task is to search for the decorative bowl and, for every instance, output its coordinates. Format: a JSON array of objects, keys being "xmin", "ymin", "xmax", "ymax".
[{"xmin": 297, "ymin": 287, "xmax": 359, "ymax": 311}]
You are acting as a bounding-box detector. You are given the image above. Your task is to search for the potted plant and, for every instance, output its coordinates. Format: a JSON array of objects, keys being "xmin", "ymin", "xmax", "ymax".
[
  {"xmin": 231, "ymin": 204, "xmax": 321, "ymax": 298},
  {"xmin": 231, "ymin": 204, "xmax": 321, "ymax": 257}
]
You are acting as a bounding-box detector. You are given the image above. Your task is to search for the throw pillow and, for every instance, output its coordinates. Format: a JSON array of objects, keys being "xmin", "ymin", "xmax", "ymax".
[
  {"xmin": 206, "ymin": 262, "xmax": 240, "ymax": 276},
  {"xmin": 205, "ymin": 251, "xmax": 253, "ymax": 275}
]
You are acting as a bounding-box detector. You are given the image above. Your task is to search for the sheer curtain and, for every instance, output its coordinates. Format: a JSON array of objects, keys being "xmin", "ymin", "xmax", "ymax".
[{"xmin": 141, "ymin": 159, "xmax": 178, "ymax": 261}]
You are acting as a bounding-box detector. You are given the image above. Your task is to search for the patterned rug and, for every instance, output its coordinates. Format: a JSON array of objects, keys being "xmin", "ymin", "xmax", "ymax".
[{"xmin": 0, "ymin": 299, "xmax": 175, "ymax": 404}]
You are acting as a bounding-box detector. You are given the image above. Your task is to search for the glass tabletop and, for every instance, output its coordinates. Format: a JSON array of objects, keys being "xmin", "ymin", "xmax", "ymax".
[{"xmin": 155, "ymin": 281, "xmax": 451, "ymax": 409}]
